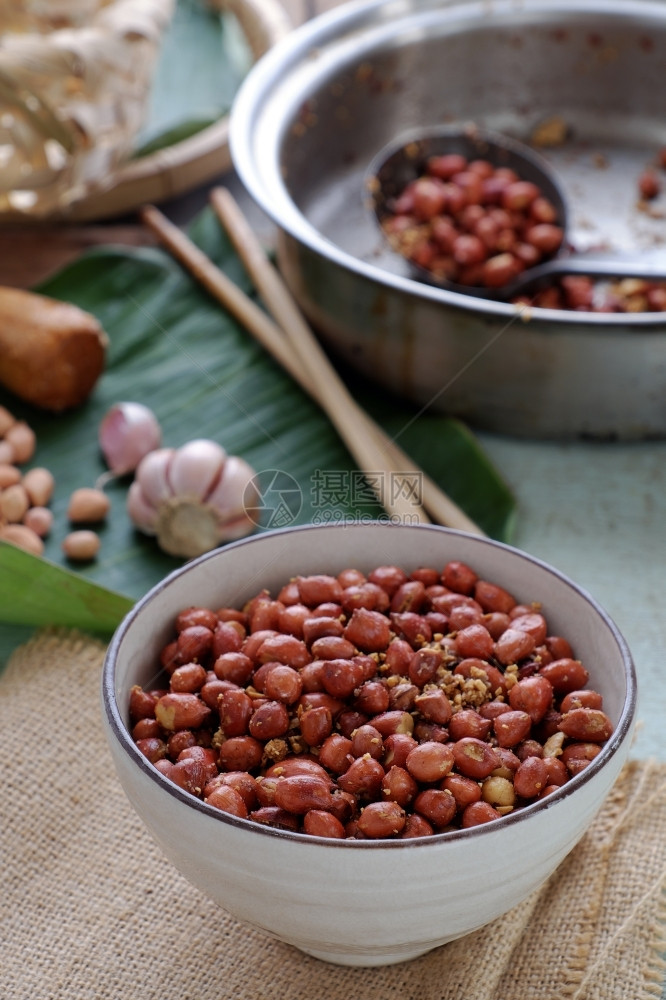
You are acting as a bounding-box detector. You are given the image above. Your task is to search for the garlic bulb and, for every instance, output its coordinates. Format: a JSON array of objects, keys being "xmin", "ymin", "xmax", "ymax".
[{"xmin": 127, "ymin": 439, "xmax": 258, "ymax": 558}]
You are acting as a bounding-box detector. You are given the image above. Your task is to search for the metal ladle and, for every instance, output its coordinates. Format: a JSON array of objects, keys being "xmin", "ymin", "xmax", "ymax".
[{"xmin": 368, "ymin": 124, "xmax": 666, "ymax": 301}]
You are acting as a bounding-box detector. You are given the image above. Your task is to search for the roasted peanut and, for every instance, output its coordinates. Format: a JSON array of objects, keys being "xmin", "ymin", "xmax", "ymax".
[
  {"xmin": 354, "ymin": 680, "xmax": 390, "ymax": 716},
  {"xmin": 0, "ymin": 463, "xmax": 20, "ymax": 489},
  {"xmin": 218, "ymin": 736, "xmax": 263, "ymax": 772},
  {"xmin": 560, "ymin": 689, "xmax": 603, "ymax": 712},
  {"xmin": 302, "ymin": 615, "xmax": 344, "ymax": 644},
  {"xmin": 318, "ymin": 733, "xmax": 354, "ymax": 774},
  {"xmin": 540, "ymin": 658, "xmax": 590, "ymax": 693},
  {"xmin": 455, "ymin": 623, "xmax": 494, "ymax": 659},
  {"xmin": 408, "ymin": 647, "xmax": 444, "ymax": 686},
  {"xmin": 509, "ymin": 675, "xmax": 554, "ymax": 723},
  {"xmin": 23, "ymin": 506, "xmax": 53, "ymax": 537},
  {"xmin": 344, "ymin": 607, "xmax": 391, "ymax": 652},
  {"xmin": 206, "ymin": 784, "xmax": 249, "ymax": 818},
  {"xmin": 170, "ymin": 662, "xmax": 207, "ymax": 693},
  {"xmin": 136, "ymin": 737, "xmax": 168, "ymax": 764},
  {"xmin": 321, "ymin": 658, "xmax": 364, "ymax": 699},
  {"xmin": 62, "ymin": 529, "xmax": 100, "ymax": 561},
  {"xmin": 351, "ymin": 724, "xmax": 384, "ymax": 761},
  {"xmin": 558, "ymin": 708, "xmax": 613, "ymax": 743},
  {"xmin": 0, "ymin": 483, "xmax": 29, "ymax": 522},
  {"xmin": 337, "ymin": 756, "xmax": 385, "ymax": 798},
  {"xmin": 299, "ymin": 706, "xmax": 333, "ymax": 747},
  {"xmin": 256, "ymin": 633, "xmax": 310, "ymax": 668},
  {"xmin": 274, "ymin": 775, "xmax": 334, "ymax": 814},
  {"xmin": 413, "ymin": 788, "xmax": 457, "ymax": 829},
  {"xmin": 462, "ymin": 801, "xmax": 502, "ymax": 827},
  {"xmin": 414, "ymin": 688, "xmax": 452, "ymax": 725},
  {"xmin": 494, "ymin": 710, "xmax": 532, "ymax": 748},
  {"xmin": 205, "ymin": 771, "xmax": 258, "ymax": 811},
  {"xmin": 22, "ymin": 466, "xmax": 55, "ymax": 507},
  {"xmin": 441, "ymin": 774, "xmax": 482, "ymax": 809},
  {"xmin": 303, "ymin": 810, "xmax": 345, "ymax": 838},
  {"xmin": 513, "ymin": 757, "xmax": 549, "ymax": 799},
  {"xmin": 4, "ymin": 421, "xmax": 36, "ymax": 464},
  {"xmin": 0, "ymin": 523, "xmax": 44, "ymax": 555},
  {"xmin": 358, "ymin": 800, "xmax": 406, "ymax": 838},
  {"xmin": 494, "ymin": 626, "xmax": 536, "ymax": 665},
  {"xmin": 296, "ymin": 574, "xmax": 343, "ymax": 607},
  {"xmin": 176, "ymin": 606, "xmax": 219, "ymax": 633},
  {"xmin": 66, "ymin": 486, "xmax": 110, "ymax": 523},
  {"xmin": 452, "ymin": 738, "xmax": 500, "ymax": 780},
  {"xmin": 406, "ymin": 742, "xmax": 454, "ymax": 783},
  {"xmin": 214, "ymin": 652, "xmax": 254, "ymax": 686},
  {"xmin": 155, "ymin": 692, "xmax": 212, "ymax": 732},
  {"xmin": 449, "ymin": 709, "xmax": 492, "ymax": 741},
  {"xmin": 248, "ymin": 701, "xmax": 290, "ymax": 740}
]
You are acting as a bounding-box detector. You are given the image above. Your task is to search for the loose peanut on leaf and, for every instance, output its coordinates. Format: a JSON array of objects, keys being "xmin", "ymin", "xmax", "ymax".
[
  {"xmin": 0, "ymin": 483, "xmax": 29, "ymax": 522},
  {"xmin": 67, "ymin": 487, "xmax": 111, "ymax": 523},
  {"xmin": 22, "ymin": 467, "xmax": 55, "ymax": 507},
  {"xmin": 0, "ymin": 523, "xmax": 44, "ymax": 556},
  {"xmin": 62, "ymin": 530, "xmax": 101, "ymax": 561},
  {"xmin": 0, "ymin": 463, "xmax": 21, "ymax": 488},
  {"xmin": 0, "ymin": 406, "xmax": 15, "ymax": 437},
  {"xmin": 4, "ymin": 422, "xmax": 36, "ymax": 464}
]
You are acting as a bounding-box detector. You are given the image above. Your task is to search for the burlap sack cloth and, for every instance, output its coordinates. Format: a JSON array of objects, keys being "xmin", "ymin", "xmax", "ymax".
[{"xmin": 2, "ymin": 630, "xmax": 665, "ymax": 1000}]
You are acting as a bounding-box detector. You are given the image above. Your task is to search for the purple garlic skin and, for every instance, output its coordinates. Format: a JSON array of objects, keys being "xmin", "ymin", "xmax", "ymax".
[
  {"xmin": 99, "ymin": 402, "xmax": 162, "ymax": 476},
  {"xmin": 127, "ymin": 438, "xmax": 258, "ymax": 558}
]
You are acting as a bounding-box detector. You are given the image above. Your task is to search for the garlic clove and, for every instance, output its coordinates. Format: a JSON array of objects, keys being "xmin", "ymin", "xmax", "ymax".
[
  {"xmin": 127, "ymin": 480, "xmax": 159, "ymax": 534},
  {"xmin": 135, "ymin": 448, "xmax": 175, "ymax": 508},
  {"xmin": 168, "ymin": 439, "xmax": 227, "ymax": 501},
  {"xmin": 206, "ymin": 455, "xmax": 258, "ymax": 541},
  {"xmin": 99, "ymin": 402, "xmax": 162, "ymax": 476}
]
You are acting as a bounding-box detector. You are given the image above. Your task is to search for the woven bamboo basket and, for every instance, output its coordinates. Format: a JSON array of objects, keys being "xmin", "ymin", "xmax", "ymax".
[{"xmin": 0, "ymin": 0, "xmax": 289, "ymax": 221}]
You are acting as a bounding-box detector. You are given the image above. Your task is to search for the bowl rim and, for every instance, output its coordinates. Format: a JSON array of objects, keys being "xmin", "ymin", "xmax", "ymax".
[
  {"xmin": 102, "ymin": 522, "xmax": 638, "ymax": 849},
  {"xmin": 229, "ymin": 0, "xmax": 666, "ymax": 328}
]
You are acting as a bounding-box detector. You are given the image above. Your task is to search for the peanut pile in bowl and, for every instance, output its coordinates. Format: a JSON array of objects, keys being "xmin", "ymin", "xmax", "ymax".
[
  {"xmin": 129, "ymin": 558, "xmax": 614, "ymax": 840},
  {"xmin": 103, "ymin": 522, "xmax": 636, "ymax": 966}
]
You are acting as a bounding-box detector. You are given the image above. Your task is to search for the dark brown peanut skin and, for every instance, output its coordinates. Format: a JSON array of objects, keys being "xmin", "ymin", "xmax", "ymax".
[{"xmin": 129, "ymin": 565, "xmax": 612, "ymax": 840}]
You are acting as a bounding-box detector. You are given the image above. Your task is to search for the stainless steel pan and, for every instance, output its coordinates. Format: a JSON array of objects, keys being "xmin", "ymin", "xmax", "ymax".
[{"xmin": 231, "ymin": 0, "xmax": 666, "ymax": 439}]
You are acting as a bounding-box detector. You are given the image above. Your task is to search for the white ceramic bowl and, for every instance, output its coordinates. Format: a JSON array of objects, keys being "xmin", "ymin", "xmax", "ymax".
[{"xmin": 102, "ymin": 523, "xmax": 636, "ymax": 967}]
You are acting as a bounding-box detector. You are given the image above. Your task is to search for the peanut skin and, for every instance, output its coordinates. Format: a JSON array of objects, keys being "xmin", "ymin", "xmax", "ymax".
[
  {"xmin": 62, "ymin": 530, "xmax": 100, "ymax": 561},
  {"xmin": 67, "ymin": 487, "xmax": 110, "ymax": 523},
  {"xmin": 0, "ymin": 523, "xmax": 44, "ymax": 556},
  {"xmin": 0, "ymin": 286, "xmax": 108, "ymax": 411}
]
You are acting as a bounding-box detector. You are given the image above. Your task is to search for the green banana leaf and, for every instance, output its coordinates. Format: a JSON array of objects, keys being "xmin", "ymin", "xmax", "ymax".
[
  {"xmin": 135, "ymin": 0, "xmax": 251, "ymax": 156},
  {"xmin": 0, "ymin": 542, "xmax": 133, "ymax": 632},
  {"xmin": 0, "ymin": 208, "xmax": 515, "ymax": 665}
]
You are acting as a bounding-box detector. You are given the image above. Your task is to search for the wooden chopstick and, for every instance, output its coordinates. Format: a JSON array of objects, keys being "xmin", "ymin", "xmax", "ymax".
[
  {"xmin": 140, "ymin": 202, "xmax": 482, "ymax": 533},
  {"xmin": 141, "ymin": 203, "xmax": 426, "ymax": 524},
  {"xmin": 209, "ymin": 187, "xmax": 484, "ymax": 536}
]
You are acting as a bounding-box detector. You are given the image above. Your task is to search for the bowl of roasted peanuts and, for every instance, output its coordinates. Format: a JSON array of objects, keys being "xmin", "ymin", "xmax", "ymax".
[{"xmin": 102, "ymin": 521, "xmax": 636, "ymax": 966}]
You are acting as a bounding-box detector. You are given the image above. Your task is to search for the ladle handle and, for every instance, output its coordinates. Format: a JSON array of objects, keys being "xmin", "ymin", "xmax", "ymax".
[{"xmin": 512, "ymin": 251, "xmax": 666, "ymax": 292}]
